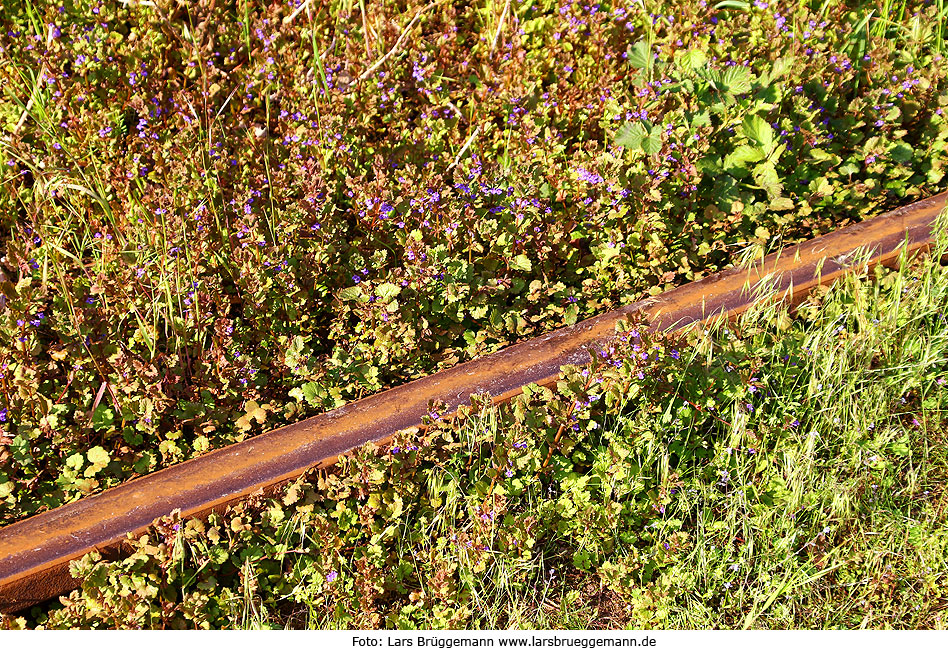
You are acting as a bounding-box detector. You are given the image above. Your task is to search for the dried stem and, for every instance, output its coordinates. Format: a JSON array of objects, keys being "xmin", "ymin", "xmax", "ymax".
[{"xmin": 357, "ymin": 0, "xmax": 448, "ymax": 83}]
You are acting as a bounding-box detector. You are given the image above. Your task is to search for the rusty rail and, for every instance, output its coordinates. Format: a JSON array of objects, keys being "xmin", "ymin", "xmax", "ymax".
[{"xmin": 1, "ymin": 192, "xmax": 945, "ymax": 612}]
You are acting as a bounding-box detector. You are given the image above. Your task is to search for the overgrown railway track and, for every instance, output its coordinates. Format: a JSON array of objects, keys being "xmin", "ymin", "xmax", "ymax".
[{"xmin": 1, "ymin": 193, "xmax": 945, "ymax": 613}]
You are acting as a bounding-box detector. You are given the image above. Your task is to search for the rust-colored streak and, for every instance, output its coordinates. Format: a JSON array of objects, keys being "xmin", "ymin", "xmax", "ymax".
[{"xmin": 1, "ymin": 193, "xmax": 945, "ymax": 612}]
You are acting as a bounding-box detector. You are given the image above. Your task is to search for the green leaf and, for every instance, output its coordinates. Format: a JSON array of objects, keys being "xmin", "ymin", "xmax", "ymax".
[
  {"xmin": 86, "ymin": 446, "xmax": 111, "ymax": 473},
  {"xmin": 595, "ymin": 243, "xmax": 621, "ymax": 262},
  {"xmin": 618, "ymin": 120, "xmax": 661, "ymax": 154},
  {"xmin": 338, "ymin": 286, "xmax": 365, "ymax": 302},
  {"xmin": 642, "ymin": 131, "xmax": 662, "ymax": 154},
  {"xmin": 891, "ymin": 437, "xmax": 911, "ymax": 457},
  {"xmin": 809, "ymin": 148, "xmax": 837, "ymax": 163},
  {"xmin": 769, "ymin": 56, "xmax": 794, "ymax": 81},
  {"xmin": 743, "ymin": 114, "xmax": 775, "ymax": 154},
  {"xmin": 752, "ymin": 160, "xmax": 784, "ymax": 200},
  {"xmin": 627, "ymin": 40, "xmax": 652, "ymax": 71},
  {"xmin": 689, "ymin": 111, "xmax": 711, "ymax": 128},
  {"xmin": 376, "ymin": 282, "xmax": 401, "ymax": 301},
  {"xmin": 91, "ymin": 405, "xmax": 114, "ymax": 431},
  {"xmin": 839, "ymin": 162, "xmax": 860, "ymax": 176},
  {"xmin": 510, "ymin": 254, "xmax": 532, "ymax": 272},
  {"xmin": 713, "ymin": 66, "xmax": 753, "ymax": 95},
  {"xmin": 677, "ymin": 49, "xmax": 707, "ymax": 70},
  {"xmin": 123, "ymin": 427, "xmax": 144, "ymax": 446},
  {"xmin": 285, "ymin": 335, "xmax": 306, "ymax": 370},
  {"xmin": 301, "ymin": 382, "xmax": 322, "ymax": 406},
  {"xmin": 208, "ymin": 546, "xmax": 229, "ymax": 565},
  {"xmin": 615, "ymin": 121, "xmax": 643, "ymax": 149},
  {"xmin": 724, "ymin": 144, "xmax": 766, "ymax": 170},
  {"xmin": 133, "ymin": 451, "xmax": 155, "ymax": 474},
  {"xmin": 889, "ymin": 142, "xmax": 914, "ymax": 163}
]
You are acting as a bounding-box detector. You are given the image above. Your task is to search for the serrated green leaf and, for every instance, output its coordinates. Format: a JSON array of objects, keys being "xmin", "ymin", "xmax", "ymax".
[
  {"xmin": 615, "ymin": 122, "xmax": 642, "ymax": 149},
  {"xmin": 642, "ymin": 131, "xmax": 662, "ymax": 154},
  {"xmin": 338, "ymin": 286, "xmax": 365, "ymax": 302},
  {"xmin": 743, "ymin": 114, "xmax": 774, "ymax": 154},
  {"xmin": 376, "ymin": 282, "xmax": 401, "ymax": 301},
  {"xmin": 627, "ymin": 40, "xmax": 652, "ymax": 71},
  {"xmin": 770, "ymin": 56, "xmax": 793, "ymax": 80},
  {"xmin": 510, "ymin": 254, "xmax": 532, "ymax": 272},
  {"xmin": 677, "ymin": 49, "xmax": 707, "ymax": 71},
  {"xmin": 301, "ymin": 382, "xmax": 322, "ymax": 406},
  {"xmin": 689, "ymin": 111, "xmax": 711, "ymax": 128},
  {"xmin": 724, "ymin": 144, "xmax": 766, "ymax": 170},
  {"xmin": 285, "ymin": 335, "xmax": 306, "ymax": 370},
  {"xmin": 617, "ymin": 120, "xmax": 661, "ymax": 153},
  {"xmin": 713, "ymin": 66, "xmax": 753, "ymax": 95}
]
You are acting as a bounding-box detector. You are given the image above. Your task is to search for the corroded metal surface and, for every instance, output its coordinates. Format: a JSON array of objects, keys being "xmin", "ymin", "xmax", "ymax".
[{"xmin": 1, "ymin": 192, "xmax": 945, "ymax": 612}]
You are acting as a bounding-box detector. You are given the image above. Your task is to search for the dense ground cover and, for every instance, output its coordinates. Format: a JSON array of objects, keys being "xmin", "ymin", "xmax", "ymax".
[
  {"xmin": 2, "ymin": 0, "xmax": 948, "ymax": 525},
  {"xmin": 11, "ymin": 237, "xmax": 948, "ymax": 629}
]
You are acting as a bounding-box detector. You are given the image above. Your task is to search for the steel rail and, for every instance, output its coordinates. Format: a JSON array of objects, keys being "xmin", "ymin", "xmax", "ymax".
[{"xmin": 1, "ymin": 192, "xmax": 945, "ymax": 612}]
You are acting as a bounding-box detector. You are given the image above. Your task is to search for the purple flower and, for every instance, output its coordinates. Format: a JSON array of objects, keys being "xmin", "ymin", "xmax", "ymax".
[
  {"xmin": 0, "ymin": 407, "xmax": 7, "ymax": 422},
  {"xmin": 326, "ymin": 570, "xmax": 338, "ymax": 582},
  {"xmin": 576, "ymin": 167, "xmax": 603, "ymax": 185}
]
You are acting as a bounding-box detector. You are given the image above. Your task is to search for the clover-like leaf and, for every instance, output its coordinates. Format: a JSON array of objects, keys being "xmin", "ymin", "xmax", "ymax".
[
  {"xmin": 236, "ymin": 400, "xmax": 268, "ymax": 432},
  {"xmin": 86, "ymin": 446, "xmax": 111, "ymax": 476}
]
